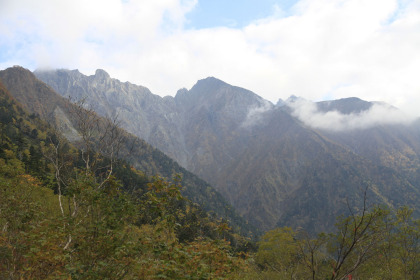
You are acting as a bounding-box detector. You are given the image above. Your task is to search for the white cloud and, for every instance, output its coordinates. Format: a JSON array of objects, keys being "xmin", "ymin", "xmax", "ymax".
[
  {"xmin": 0, "ymin": 0, "xmax": 197, "ymax": 69},
  {"xmin": 289, "ymin": 98, "xmax": 416, "ymax": 131},
  {"xmin": 1, "ymin": 0, "xmax": 420, "ymax": 116},
  {"xmin": 241, "ymin": 99, "xmax": 274, "ymax": 128}
]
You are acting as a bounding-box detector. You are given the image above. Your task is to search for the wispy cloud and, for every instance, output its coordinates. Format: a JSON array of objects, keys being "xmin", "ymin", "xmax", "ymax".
[
  {"xmin": 241, "ymin": 99, "xmax": 274, "ymax": 128},
  {"xmin": 289, "ymin": 98, "xmax": 416, "ymax": 131},
  {"xmin": 1, "ymin": 0, "xmax": 419, "ymax": 116}
]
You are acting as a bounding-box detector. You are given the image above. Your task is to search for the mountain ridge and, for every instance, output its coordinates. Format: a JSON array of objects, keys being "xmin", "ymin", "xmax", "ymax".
[
  {"xmin": 0, "ymin": 66, "xmax": 255, "ymax": 235},
  {"xmin": 32, "ymin": 67, "xmax": 420, "ymax": 232}
]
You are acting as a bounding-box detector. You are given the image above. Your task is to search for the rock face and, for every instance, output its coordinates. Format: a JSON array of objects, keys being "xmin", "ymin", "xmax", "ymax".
[
  {"xmin": 35, "ymin": 69, "xmax": 192, "ymax": 167},
  {"xmin": 1, "ymin": 67, "xmax": 253, "ymax": 236},
  {"xmin": 34, "ymin": 70, "xmax": 270, "ymax": 172},
  {"xmin": 35, "ymin": 69, "xmax": 420, "ymax": 232}
]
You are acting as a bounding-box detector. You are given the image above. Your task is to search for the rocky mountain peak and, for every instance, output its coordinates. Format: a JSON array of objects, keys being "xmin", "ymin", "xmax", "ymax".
[
  {"xmin": 188, "ymin": 77, "xmax": 227, "ymax": 96},
  {"xmin": 316, "ymin": 97, "xmax": 373, "ymax": 114},
  {"xmin": 65, "ymin": 68, "xmax": 81, "ymax": 76},
  {"xmin": 94, "ymin": 69, "xmax": 110, "ymax": 80},
  {"xmin": 286, "ymin": 95, "xmax": 305, "ymax": 103},
  {"xmin": 175, "ymin": 87, "xmax": 188, "ymax": 96},
  {"xmin": 30, "ymin": 67, "xmax": 420, "ymax": 232},
  {"xmin": 196, "ymin": 76, "xmax": 227, "ymax": 86},
  {"xmin": 2, "ymin": 65, "xmax": 34, "ymax": 80},
  {"xmin": 276, "ymin": 98, "xmax": 285, "ymax": 107},
  {"xmin": 174, "ymin": 77, "xmax": 227, "ymax": 107},
  {"xmin": 0, "ymin": 66, "xmax": 70, "ymax": 120}
]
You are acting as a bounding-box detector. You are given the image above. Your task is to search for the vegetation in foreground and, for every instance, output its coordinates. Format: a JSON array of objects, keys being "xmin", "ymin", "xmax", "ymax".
[
  {"xmin": 247, "ymin": 204, "xmax": 419, "ymax": 280},
  {"xmin": 0, "ymin": 82, "xmax": 252, "ymax": 279},
  {"xmin": 0, "ymin": 82, "xmax": 419, "ymax": 279}
]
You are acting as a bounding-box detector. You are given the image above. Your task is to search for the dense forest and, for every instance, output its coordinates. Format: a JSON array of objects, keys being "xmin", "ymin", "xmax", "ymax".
[{"xmin": 0, "ymin": 81, "xmax": 419, "ymax": 279}]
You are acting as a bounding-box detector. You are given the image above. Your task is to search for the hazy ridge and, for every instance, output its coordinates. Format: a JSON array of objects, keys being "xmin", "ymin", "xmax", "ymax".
[{"xmin": 30, "ymin": 67, "xmax": 420, "ymax": 232}]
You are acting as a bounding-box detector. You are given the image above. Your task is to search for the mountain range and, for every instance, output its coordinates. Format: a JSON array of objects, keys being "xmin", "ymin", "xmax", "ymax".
[
  {"xmin": 2, "ymin": 66, "xmax": 419, "ymax": 233},
  {"xmin": 0, "ymin": 66, "xmax": 253, "ymax": 236}
]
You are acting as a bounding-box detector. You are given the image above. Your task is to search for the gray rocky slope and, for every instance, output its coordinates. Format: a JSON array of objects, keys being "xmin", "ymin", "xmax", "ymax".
[
  {"xmin": 0, "ymin": 66, "xmax": 254, "ymax": 235},
  {"xmin": 35, "ymin": 69, "xmax": 420, "ymax": 232}
]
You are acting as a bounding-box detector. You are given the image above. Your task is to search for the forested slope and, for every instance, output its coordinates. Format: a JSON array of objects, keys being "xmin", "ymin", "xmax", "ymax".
[
  {"xmin": 0, "ymin": 66, "xmax": 255, "ymax": 236},
  {"xmin": 0, "ymin": 79, "xmax": 253, "ymax": 278}
]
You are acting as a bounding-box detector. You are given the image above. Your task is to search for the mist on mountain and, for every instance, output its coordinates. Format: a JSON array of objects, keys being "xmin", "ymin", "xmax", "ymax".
[
  {"xmin": 30, "ymin": 67, "xmax": 420, "ymax": 232},
  {"xmin": 289, "ymin": 97, "xmax": 416, "ymax": 131}
]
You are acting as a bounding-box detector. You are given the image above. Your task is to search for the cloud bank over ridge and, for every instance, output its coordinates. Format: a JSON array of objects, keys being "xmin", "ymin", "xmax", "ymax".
[
  {"xmin": 289, "ymin": 98, "xmax": 416, "ymax": 131},
  {"xmin": 1, "ymin": 0, "xmax": 420, "ymax": 116}
]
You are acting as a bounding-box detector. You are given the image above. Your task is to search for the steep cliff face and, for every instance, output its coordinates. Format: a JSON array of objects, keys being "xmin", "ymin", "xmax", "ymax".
[
  {"xmin": 218, "ymin": 106, "xmax": 420, "ymax": 231},
  {"xmin": 34, "ymin": 70, "xmax": 271, "ymax": 174},
  {"xmin": 174, "ymin": 77, "xmax": 273, "ymax": 181},
  {"xmin": 34, "ymin": 68, "xmax": 420, "ymax": 232},
  {"xmin": 1, "ymin": 67, "xmax": 253, "ymax": 235},
  {"xmin": 35, "ymin": 69, "xmax": 190, "ymax": 166}
]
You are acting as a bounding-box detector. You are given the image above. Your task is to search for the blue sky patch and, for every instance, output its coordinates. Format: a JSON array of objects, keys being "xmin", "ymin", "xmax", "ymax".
[{"xmin": 185, "ymin": 0, "xmax": 298, "ymax": 29}]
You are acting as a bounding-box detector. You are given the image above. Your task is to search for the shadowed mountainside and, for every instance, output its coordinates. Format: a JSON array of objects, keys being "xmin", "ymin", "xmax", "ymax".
[
  {"xmin": 0, "ymin": 66, "xmax": 254, "ymax": 235},
  {"xmin": 33, "ymin": 68, "xmax": 420, "ymax": 232}
]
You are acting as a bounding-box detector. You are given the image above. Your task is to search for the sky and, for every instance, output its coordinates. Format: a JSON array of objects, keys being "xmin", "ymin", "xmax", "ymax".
[{"xmin": 1, "ymin": 0, "xmax": 420, "ymax": 117}]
